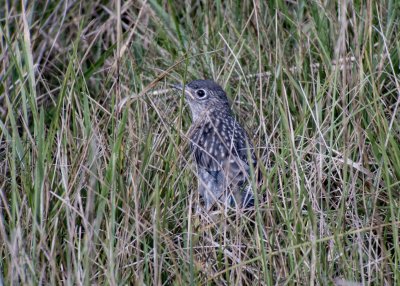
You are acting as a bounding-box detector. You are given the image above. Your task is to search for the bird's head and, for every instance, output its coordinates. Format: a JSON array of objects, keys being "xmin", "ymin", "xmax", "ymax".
[{"xmin": 173, "ymin": 79, "xmax": 231, "ymax": 122}]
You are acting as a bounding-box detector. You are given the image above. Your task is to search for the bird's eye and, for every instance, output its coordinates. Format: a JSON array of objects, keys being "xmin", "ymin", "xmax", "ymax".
[{"xmin": 196, "ymin": 89, "xmax": 206, "ymax": 98}]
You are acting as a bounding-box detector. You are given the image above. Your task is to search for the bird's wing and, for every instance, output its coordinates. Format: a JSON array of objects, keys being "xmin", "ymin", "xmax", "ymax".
[
  {"xmin": 230, "ymin": 121, "xmax": 257, "ymax": 169},
  {"xmin": 190, "ymin": 121, "xmax": 257, "ymax": 183},
  {"xmin": 222, "ymin": 124, "xmax": 256, "ymax": 187}
]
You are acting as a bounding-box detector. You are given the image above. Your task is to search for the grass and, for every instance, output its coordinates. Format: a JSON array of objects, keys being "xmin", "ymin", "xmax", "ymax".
[{"xmin": 0, "ymin": 0, "xmax": 399, "ymax": 284}]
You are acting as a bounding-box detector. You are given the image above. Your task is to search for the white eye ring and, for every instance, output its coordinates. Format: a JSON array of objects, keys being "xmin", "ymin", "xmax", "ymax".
[{"xmin": 196, "ymin": 89, "xmax": 206, "ymax": 98}]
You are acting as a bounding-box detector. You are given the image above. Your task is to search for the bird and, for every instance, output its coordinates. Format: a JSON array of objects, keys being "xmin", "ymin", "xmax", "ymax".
[{"xmin": 173, "ymin": 79, "xmax": 257, "ymax": 210}]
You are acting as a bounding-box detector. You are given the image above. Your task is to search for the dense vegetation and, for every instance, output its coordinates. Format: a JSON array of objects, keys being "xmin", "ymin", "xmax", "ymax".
[{"xmin": 1, "ymin": 0, "xmax": 399, "ymax": 284}]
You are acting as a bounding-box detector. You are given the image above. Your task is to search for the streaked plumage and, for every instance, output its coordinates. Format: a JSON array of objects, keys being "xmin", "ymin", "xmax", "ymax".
[{"xmin": 174, "ymin": 79, "xmax": 256, "ymax": 210}]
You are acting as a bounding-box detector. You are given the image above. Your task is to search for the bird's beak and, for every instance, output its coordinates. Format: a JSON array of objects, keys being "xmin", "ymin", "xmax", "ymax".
[
  {"xmin": 170, "ymin": 83, "xmax": 183, "ymax": 90},
  {"xmin": 170, "ymin": 83, "xmax": 195, "ymax": 99}
]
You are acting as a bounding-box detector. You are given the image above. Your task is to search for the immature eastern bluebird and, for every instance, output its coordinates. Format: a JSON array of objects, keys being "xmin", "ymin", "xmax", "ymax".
[{"xmin": 173, "ymin": 79, "xmax": 257, "ymax": 210}]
